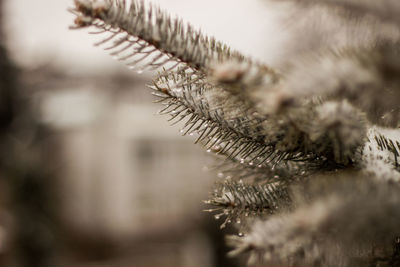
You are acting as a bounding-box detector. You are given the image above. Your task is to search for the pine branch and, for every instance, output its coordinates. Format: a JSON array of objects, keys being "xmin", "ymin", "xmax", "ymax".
[
  {"xmin": 70, "ymin": 1, "xmax": 370, "ymax": 167},
  {"xmin": 286, "ymin": 0, "xmax": 400, "ymax": 26},
  {"xmin": 151, "ymin": 69, "xmax": 313, "ymax": 168},
  {"xmin": 204, "ymin": 181, "xmax": 291, "ymax": 229},
  {"xmin": 153, "ymin": 69, "xmax": 367, "ymax": 166},
  {"xmin": 281, "ymin": 45, "xmax": 400, "ymax": 127},
  {"xmin": 211, "ymin": 156, "xmax": 312, "ymax": 184},
  {"xmin": 70, "ymin": 0, "xmax": 251, "ymax": 72},
  {"xmin": 227, "ymin": 178, "xmax": 400, "ymax": 266}
]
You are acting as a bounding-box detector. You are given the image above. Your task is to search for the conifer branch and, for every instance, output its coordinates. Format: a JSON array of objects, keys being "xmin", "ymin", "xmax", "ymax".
[
  {"xmin": 286, "ymin": 0, "xmax": 400, "ymax": 26},
  {"xmin": 153, "ymin": 69, "xmax": 367, "ymax": 166},
  {"xmin": 204, "ymin": 181, "xmax": 291, "ymax": 229},
  {"xmin": 70, "ymin": 0, "xmax": 369, "ymax": 167},
  {"xmin": 210, "ymin": 153, "xmax": 319, "ymax": 186},
  {"xmin": 70, "ymin": 0, "xmax": 253, "ymax": 72},
  {"xmin": 281, "ymin": 45, "xmax": 400, "ymax": 127},
  {"xmin": 151, "ymin": 70, "xmax": 313, "ymax": 168},
  {"xmin": 228, "ymin": 179, "xmax": 400, "ymax": 266}
]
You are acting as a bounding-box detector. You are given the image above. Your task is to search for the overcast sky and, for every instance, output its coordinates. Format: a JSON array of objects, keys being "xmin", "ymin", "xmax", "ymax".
[{"xmin": 4, "ymin": 0, "xmax": 287, "ymax": 74}]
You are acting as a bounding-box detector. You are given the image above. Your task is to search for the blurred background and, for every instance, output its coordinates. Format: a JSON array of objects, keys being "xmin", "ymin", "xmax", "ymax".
[{"xmin": 0, "ymin": 0, "xmax": 286, "ymax": 266}]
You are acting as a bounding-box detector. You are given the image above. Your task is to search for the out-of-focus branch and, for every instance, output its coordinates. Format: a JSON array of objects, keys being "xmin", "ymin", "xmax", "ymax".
[
  {"xmin": 284, "ymin": 0, "xmax": 400, "ymax": 26},
  {"xmin": 228, "ymin": 177, "xmax": 400, "ymax": 266}
]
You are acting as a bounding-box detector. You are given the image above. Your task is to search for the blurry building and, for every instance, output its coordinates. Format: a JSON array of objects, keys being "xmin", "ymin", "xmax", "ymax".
[{"xmin": 21, "ymin": 66, "xmax": 229, "ymax": 267}]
